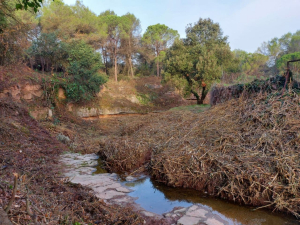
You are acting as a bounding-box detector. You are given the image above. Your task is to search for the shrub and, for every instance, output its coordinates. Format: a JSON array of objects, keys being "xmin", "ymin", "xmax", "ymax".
[{"xmin": 63, "ymin": 41, "xmax": 108, "ymax": 102}]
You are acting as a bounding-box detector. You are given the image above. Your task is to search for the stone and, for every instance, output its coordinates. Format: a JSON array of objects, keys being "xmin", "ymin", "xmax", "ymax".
[
  {"xmin": 48, "ymin": 109, "xmax": 53, "ymax": 118},
  {"xmin": 186, "ymin": 207, "xmax": 208, "ymax": 218},
  {"xmin": 58, "ymin": 88, "xmax": 66, "ymax": 99},
  {"xmin": 97, "ymin": 190, "xmax": 126, "ymax": 200},
  {"xmin": 125, "ymin": 176, "xmax": 135, "ymax": 181},
  {"xmin": 116, "ymin": 186, "xmax": 131, "ymax": 193},
  {"xmin": 205, "ymin": 218, "xmax": 225, "ymax": 225},
  {"xmin": 174, "ymin": 208, "xmax": 187, "ymax": 214},
  {"xmin": 177, "ymin": 215, "xmax": 201, "ymax": 225},
  {"xmin": 141, "ymin": 211, "xmax": 156, "ymax": 217}
]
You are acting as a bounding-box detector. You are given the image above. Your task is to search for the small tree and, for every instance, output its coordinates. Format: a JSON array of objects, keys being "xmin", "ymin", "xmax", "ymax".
[
  {"xmin": 142, "ymin": 24, "xmax": 179, "ymax": 77},
  {"xmin": 65, "ymin": 41, "xmax": 107, "ymax": 102},
  {"xmin": 164, "ymin": 18, "xmax": 232, "ymax": 104}
]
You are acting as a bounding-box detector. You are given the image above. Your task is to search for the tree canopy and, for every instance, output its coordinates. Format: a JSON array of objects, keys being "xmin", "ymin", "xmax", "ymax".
[
  {"xmin": 164, "ymin": 18, "xmax": 232, "ymax": 104},
  {"xmin": 142, "ymin": 24, "xmax": 179, "ymax": 77},
  {"xmin": 2, "ymin": 0, "xmax": 300, "ymax": 104}
]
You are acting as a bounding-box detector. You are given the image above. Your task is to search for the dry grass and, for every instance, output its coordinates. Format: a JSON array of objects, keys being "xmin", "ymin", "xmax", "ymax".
[{"xmin": 100, "ymin": 90, "xmax": 300, "ymax": 217}]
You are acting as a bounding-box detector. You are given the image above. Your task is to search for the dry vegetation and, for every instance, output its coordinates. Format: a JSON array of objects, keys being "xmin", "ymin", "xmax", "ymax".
[
  {"xmin": 0, "ymin": 100, "xmax": 145, "ymax": 224},
  {"xmin": 99, "ymin": 90, "xmax": 300, "ymax": 217},
  {"xmin": 0, "ymin": 66, "xmax": 44, "ymax": 91}
]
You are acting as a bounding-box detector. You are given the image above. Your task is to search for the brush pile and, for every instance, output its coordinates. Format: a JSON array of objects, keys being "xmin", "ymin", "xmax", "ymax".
[
  {"xmin": 100, "ymin": 90, "xmax": 300, "ymax": 217},
  {"xmin": 210, "ymin": 75, "xmax": 300, "ymax": 105}
]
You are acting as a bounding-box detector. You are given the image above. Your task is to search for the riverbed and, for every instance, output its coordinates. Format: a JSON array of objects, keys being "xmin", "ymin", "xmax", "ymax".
[{"xmin": 61, "ymin": 153, "xmax": 299, "ymax": 225}]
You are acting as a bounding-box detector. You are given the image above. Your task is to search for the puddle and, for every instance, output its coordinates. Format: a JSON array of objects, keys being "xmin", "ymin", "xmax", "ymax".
[
  {"xmin": 93, "ymin": 158, "xmax": 298, "ymax": 225},
  {"xmin": 125, "ymin": 176, "xmax": 299, "ymax": 225}
]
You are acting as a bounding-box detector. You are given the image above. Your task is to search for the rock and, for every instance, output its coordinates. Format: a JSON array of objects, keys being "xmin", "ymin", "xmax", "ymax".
[
  {"xmin": 48, "ymin": 109, "xmax": 53, "ymax": 118},
  {"xmin": 174, "ymin": 208, "xmax": 187, "ymax": 214},
  {"xmin": 141, "ymin": 211, "xmax": 157, "ymax": 217},
  {"xmin": 116, "ymin": 186, "xmax": 131, "ymax": 193},
  {"xmin": 125, "ymin": 176, "xmax": 135, "ymax": 181},
  {"xmin": 97, "ymin": 190, "xmax": 126, "ymax": 200},
  {"xmin": 177, "ymin": 215, "xmax": 202, "ymax": 225},
  {"xmin": 58, "ymin": 88, "xmax": 66, "ymax": 99},
  {"xmin": 186, "ymin": 206, "xmax": 208, "ymax": 218},
  {"xmin": 56, "ymin": 134, "xmax": 70, "ymax": 144},
  {"xmin": 205, "ymin": 218, "xmax": 225, "ymax": 225}
]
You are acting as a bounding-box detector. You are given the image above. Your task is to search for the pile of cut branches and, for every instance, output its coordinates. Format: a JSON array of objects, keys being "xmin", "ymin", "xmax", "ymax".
[
  {"xmin": 100, "ymin": 90, "xmax": 300, "ymax": 217},
  {"xmin": 210, "ymin": 75, "xmax": 300, "ymax": 105}
]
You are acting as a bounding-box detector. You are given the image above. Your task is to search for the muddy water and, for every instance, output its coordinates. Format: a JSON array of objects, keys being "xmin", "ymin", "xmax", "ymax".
[
  {"xmin": 94, "ymin": 161, "xmax": 298, "ymax": 225},
  {"xmin": 127, "ymin": 177, "xmax": 298, "ymax": 225}
]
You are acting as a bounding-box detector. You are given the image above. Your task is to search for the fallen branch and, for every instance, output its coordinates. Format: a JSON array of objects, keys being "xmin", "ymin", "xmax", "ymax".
[{"xmin": 5, "ymin": 173, "xmax": 18, "ymax": 213}]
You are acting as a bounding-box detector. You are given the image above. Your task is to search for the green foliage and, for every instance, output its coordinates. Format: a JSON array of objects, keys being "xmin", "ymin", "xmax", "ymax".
[
  {"xmin": 15, "ymin": 0, "xmax": 53, "ymax": 12},
  {"xmin": 39, "ymin": 40, "xmax": 108, "ymax": 103},
  {"xmin": 164, "ymin": 18, "xmax": 232, "ymax": 104},
  {"xmin": 142, "ymin": 23, "xmax": 179, "ymax": 76},
  {"xmin": 64, "ymin": 41, "xmax": 108, "ymax": 102},
  {"xmin": 276, "ymin": 52, "xmax": 300, "ymax": 74},
  {"xmin": 233, "ymin": 50, "xmax": 268, "ymax": 74},
  {"xmin": 257, "ymin": 30, "xmax": 300, "ymax": 75},
  {"xmin": 137, "ymin": 93, "xmax": 156, "ymax": 105}
]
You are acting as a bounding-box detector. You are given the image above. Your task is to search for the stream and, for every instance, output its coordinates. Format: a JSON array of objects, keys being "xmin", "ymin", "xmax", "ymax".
[{"xmin": 94, "ymin": 158, "xmax": 299, "ymax": 225}]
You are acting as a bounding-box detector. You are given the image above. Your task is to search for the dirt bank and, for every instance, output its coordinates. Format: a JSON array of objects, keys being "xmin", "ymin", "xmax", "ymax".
[
  {"xmin": 99, "ymin": 91, "xmax": 300, "ymax": 218},
  {"xmin": 0, "ymin": 100, "xmax": 146, "ymax": 224}
]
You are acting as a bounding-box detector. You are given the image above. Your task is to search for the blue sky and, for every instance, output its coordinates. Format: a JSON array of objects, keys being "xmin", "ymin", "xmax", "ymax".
[{"xmin": 63, "ymin": 0, "xmax": 300, "ymax": 53}]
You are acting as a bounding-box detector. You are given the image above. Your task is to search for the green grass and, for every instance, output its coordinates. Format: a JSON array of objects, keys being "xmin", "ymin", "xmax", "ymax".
[{"xmin": 169, "ymin": 104, "xmax": 210, "ymax": 113}]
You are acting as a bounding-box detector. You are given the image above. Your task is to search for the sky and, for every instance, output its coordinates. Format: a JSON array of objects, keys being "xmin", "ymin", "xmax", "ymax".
[{"xmin": 63, "ymin": 0, "xmax": 300, "ymax": 53}]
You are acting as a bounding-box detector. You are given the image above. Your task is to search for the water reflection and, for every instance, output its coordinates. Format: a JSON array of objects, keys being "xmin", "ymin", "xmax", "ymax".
[
  {"xmin": 126, "ymin": 177, "xmax": 299, "ymax": 225},
  {"xmin": 93, "ymin": 159, "xmax": 299, "ymax": 225}
]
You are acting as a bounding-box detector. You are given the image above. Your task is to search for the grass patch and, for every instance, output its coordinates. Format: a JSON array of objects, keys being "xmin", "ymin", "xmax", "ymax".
[{"xmin": 169, "ymin": 104, "xmax": 210, "ymax": 113}]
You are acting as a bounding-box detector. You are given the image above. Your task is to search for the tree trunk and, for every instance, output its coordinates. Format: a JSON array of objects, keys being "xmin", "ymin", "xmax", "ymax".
[
  {"xmin": 156, "ymin": 46, "xmax": 160, "ymax": 77},
  {"xmin": 128, "ymin": 39, "xmax": 134, "ymax": 78},
  {"xmin": 114, "ymin": 56, "xmax": 117, "ymax": 82},
  {"xmin": 102, "ymin": 47, "xmax": 108, "ymax": 75},
  {"xmin": 199, "ymin": 86, "xmax": 207, "ymax": 104},
  {"xmin": 29, "ymin": 58, "xmax": 33, "ymax": 70},
  {"xmin": 191, "ymin": 90, "xmax": 201, "ymax": 105},
  {"xmin": 40, "ymin": 57, "xmax": 44, "ymax": 73},
  {"xmin": 129, "ymin": 56, "xmax": 134, "ymax": 77}
]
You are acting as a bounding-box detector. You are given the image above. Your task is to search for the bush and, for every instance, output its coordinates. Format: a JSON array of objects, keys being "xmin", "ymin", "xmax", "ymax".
[{"xmin": 64, "ymin": 41, "xmax": 108, "ymax": 102}]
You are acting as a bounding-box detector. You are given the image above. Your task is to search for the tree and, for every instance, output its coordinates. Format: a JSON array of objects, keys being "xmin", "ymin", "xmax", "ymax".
[
  {"xmin": 0, "ymin": 0, "xmax": 35, "ymax": 65},
  {"xmin": 142, "ymin": 24, "xmax": 179, "ymax": 77},
  {"xmin": 276, "ymin": 52, "xmax": 300, "ymax": 75},
  {"xmin": 164, "ymin": 18, "xmax": 232, "ymax": 104},
  {"xmin": 98, "ymin": 11, "xmax": 127, "ymax": 81},
  {"xmin": 120, "ymin": 13, "xmax": 141, "ymax": 77},
  {"xmin": 65, "ymin": 40, "xmax": 108, "ymax": 102},
  {"xmin": 15, "ymin": 0, "xmax": 52, "ymax": 12}
]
